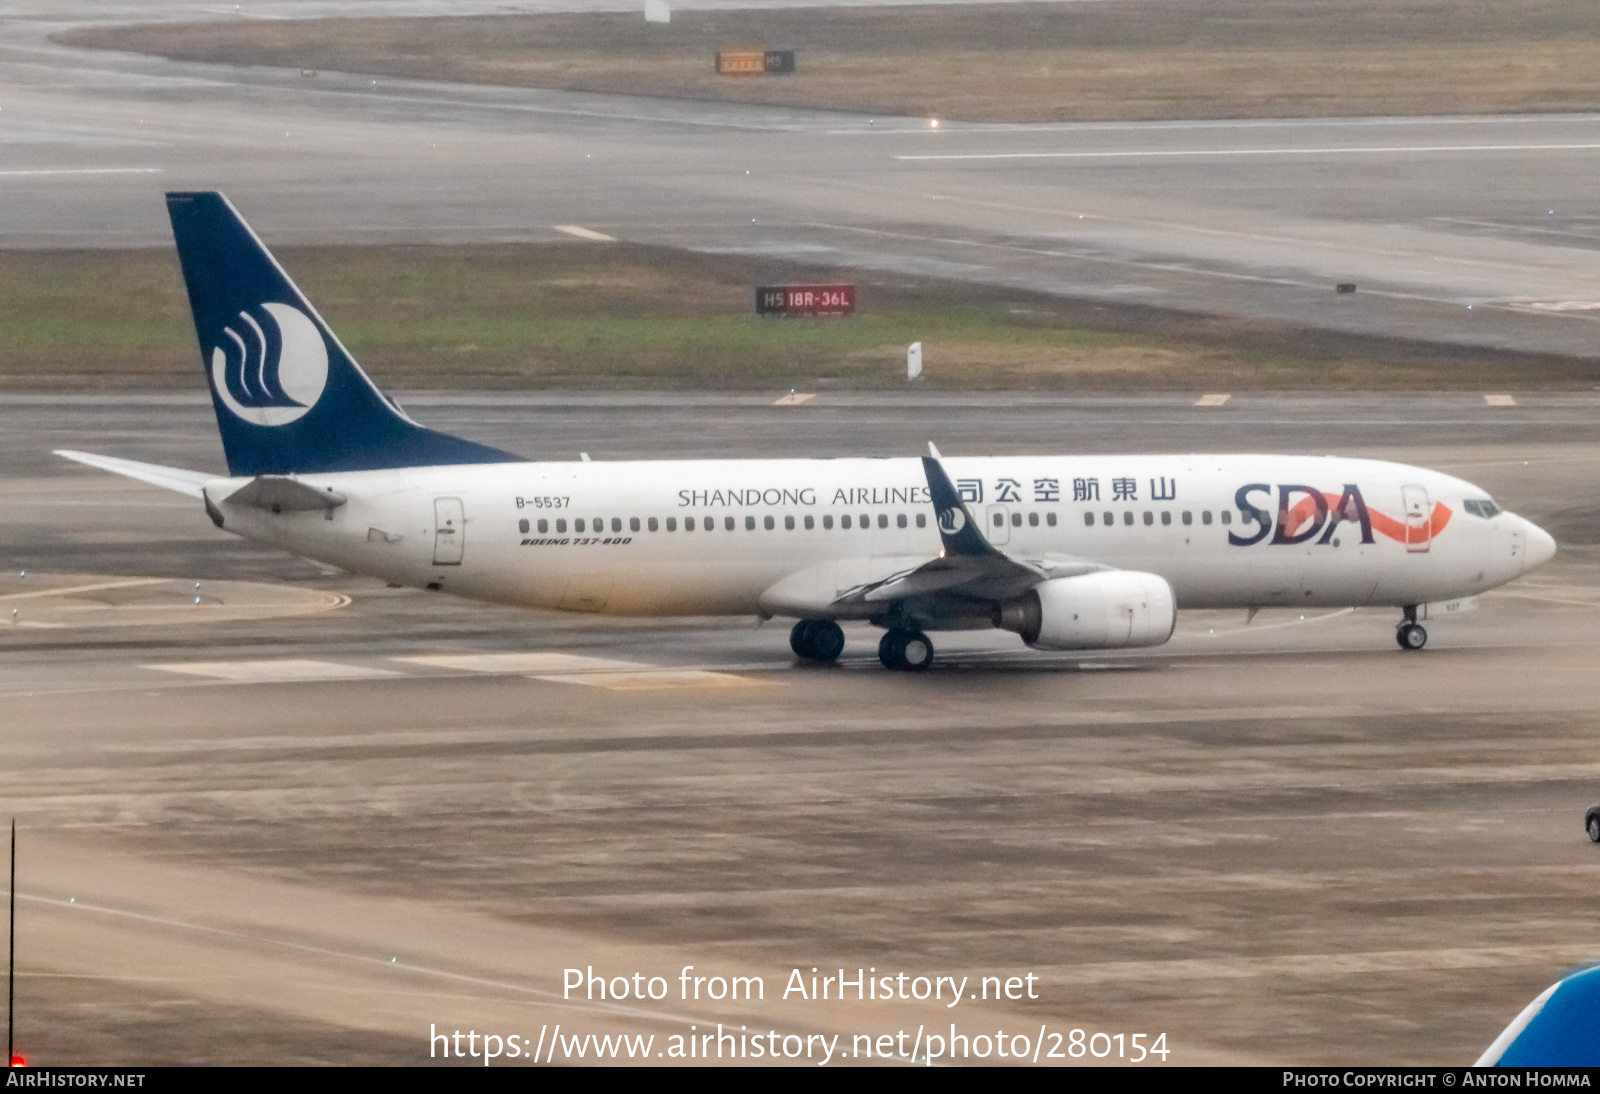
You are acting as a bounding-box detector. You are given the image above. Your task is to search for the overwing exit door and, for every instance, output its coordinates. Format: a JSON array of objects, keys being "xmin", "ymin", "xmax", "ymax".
[
  {"xmin": 986, "ymin": 504, "xmax": 1011, "ymax": 545},
  {"xmin": 433, "ymin": 497, "xmax": 465, "ymax": 565},
  {"xmin": 1401, "ymin": 485, "xmax": 1431, "ymax": 553}
]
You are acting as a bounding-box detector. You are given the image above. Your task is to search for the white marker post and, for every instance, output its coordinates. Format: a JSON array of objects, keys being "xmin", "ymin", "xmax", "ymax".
[
  {"xmin": 645, "ymin": 0, "xmax": 670, "ymax": 23},
  {"xmin": 907, "ymin": 342, "xmax": 922, "ymax": 381}
]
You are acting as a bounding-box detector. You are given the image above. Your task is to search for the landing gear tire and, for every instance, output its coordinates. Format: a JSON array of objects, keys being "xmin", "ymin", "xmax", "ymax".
[
  {"xmin": 878, "ymin": 628, "xmax": 934, "ymax": 672},
  {"xmin": 1396, "ymin": 622, "xmax": 1428, "ymax": 651},
  {"xmin": 1587, "ymin": 815, "xmax": 1600, "ymax": 844},
  {"xmin": 790, "ymin": 619, "xmax": 844, "ymax": 663}
]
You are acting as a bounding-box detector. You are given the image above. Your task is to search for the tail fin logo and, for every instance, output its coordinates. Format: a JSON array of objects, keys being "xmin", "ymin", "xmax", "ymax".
[{"xmin": 208, "ymin": 302, "xmax": 328, "ymax": 427}]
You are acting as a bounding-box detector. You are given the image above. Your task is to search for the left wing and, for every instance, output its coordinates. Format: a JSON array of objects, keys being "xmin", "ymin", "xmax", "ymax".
[{"xmin": 760, "ymin": 446, "xmax": 1103, "ymax": 619}]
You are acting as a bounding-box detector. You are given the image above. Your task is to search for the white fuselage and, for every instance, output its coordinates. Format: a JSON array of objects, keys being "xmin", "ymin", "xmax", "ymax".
[{"xmin": 206, "ymin": 453, "xmax": 1554, "ymax": 623}]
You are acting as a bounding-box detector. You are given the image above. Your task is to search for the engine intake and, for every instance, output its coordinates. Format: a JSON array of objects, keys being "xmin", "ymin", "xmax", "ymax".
[{"xmin": 994, "ymin": 571, "xmax": 1176, "ymax": 650}]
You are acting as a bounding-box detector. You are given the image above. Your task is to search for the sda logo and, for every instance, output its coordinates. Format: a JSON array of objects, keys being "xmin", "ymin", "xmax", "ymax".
[
  {"xmin": 209, "ymin": 303, "xmax": 328, "ymax": 426},
  {"xmin": 937, "ymin": 507, "xmax": 966, "ymax": 533}
]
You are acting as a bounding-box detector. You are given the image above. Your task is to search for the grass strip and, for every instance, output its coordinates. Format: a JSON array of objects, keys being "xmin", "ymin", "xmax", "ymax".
[{"xmin": 57, "ymin": 1, "xmax": 1600, "ymax": 124}]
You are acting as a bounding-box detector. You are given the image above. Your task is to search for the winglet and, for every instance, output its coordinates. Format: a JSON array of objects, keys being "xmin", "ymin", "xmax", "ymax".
[
  {"xmin": 927, "ymin": 441, "xmax": 942, "ymax": 459},
  {"xmin": 921, "ymin": 450, "xmax": 998, "ymax": 558}
]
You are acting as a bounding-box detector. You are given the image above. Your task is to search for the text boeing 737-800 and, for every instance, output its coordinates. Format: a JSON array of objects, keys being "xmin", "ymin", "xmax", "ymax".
[{"xmin": 57, "ymin": 193, "xmax": 1556, "ymax": 670}]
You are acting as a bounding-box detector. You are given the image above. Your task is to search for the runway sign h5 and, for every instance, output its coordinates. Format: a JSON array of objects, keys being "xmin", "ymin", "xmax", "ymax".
[{"xmin": 756, "ymin": 284, "xmax": 856, "ymax": 317}]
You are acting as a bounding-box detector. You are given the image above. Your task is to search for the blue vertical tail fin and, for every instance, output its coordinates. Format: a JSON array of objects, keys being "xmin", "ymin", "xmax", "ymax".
[{"xmin": 166, "ymin": 191, "xmax": 519, "ymax": 476}]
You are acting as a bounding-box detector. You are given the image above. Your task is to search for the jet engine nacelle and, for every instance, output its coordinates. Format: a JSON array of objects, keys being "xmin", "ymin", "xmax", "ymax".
[{"xmin": 994, "ymin": 571, "xmax": 1177, "ymax": 650}]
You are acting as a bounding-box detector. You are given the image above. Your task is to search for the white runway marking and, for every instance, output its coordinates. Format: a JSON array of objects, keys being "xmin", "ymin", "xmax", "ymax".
[
  {"xmin": 773, "ymin": 392, "xmax": 816, "ymax": 405},
  {"xmin": 395, "ymin": 651, "xmax": 770, "ymax": 689},
  {"xmin": 396, "ymin": 651, "xmax": 643, "ymax": 674},
  {"xmin": 536, "ymin": 669, "xmax": 772, "ymax": 690},
  {"xmin": 0, "ymin": 168, "xmax": 162, "ymax": 178},
  {"xmin": 1484, "ymin": 393, "xmax": 1517, "ymax": 406},
  {"xmin": 896, "ymin": 143, "xmax": 1600, "ymax": 161},
  {"xmin": 1510, "ymin": 300, "xmax": 1600, "ymax": 312},
  {"xmin": 553, "ymin": 225, "xmax": 616, "ymax": 242},
  {"xmin": 1195, "ymin": 393, "xmax": 1232, "ymax": 407},
  {"xmin": 147, "ymin": 659, "xmax": 401, "ymax": 683}
]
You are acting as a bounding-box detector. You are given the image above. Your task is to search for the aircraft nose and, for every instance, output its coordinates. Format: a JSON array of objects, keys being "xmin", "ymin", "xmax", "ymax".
[{"xmin": 1523, "ymin": 517, "xmax": 1557, "ymax": 571}]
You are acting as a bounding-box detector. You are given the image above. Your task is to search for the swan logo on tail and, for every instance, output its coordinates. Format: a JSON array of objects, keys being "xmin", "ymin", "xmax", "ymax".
[{"xmin": 209, "ymin": 302, "xmax": 328, "ymax": 426}]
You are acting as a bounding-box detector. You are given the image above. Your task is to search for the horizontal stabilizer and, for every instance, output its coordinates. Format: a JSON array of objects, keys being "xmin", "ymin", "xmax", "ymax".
[
  {"xmin": 54, "ymin": 450, "xmax": 210, "ymax": 498},
  {"xmin": 220, "ymin": 476, "xmax": 346, "ymax": 513}
]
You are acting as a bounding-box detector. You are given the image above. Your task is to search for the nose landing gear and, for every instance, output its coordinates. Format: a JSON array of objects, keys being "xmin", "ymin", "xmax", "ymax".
[
  {"xmin": 878, "ymin": 628, "xmax": 934, "ymax": 671},
  {"xmin": 790, "ymin": 618, "xmax": 845, "ymax": 664},
  {"xmin": 1396, "ymin": 606, "xmax": 1427, "ymax": 651}
]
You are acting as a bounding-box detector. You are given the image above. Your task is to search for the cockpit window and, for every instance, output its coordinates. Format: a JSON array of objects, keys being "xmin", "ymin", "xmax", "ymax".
[{"xmin": 1462, "ymin": 498, "xmax": 1502, "ymax": 519}]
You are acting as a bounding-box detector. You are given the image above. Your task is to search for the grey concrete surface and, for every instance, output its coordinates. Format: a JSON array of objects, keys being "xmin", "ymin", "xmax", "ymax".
[
  {"xmin": 6, "ymin": 0, "xmax": 1600, "ymax": 1066},
  {"xmin": 3, "ymin": 4, "xmax": 1600, "ymax": 359},
  {"xmin": 3, "ymin": 393, "xmax": 1600, "ymax": 1065}
]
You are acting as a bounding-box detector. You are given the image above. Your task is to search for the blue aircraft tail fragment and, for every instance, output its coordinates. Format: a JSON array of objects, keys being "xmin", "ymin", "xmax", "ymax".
[
  {"xmin": 165, "ymin": 191, "xmax": 519, "ymax": 476},
  {"xmin": 1478, "ymin": 964, "xmax": 1600, "ymax": 1066}
]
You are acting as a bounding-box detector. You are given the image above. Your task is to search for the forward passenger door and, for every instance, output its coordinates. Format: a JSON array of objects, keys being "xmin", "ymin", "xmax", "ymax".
[{"xmin": 1401, "ymin": 485, "xmax": 1430, "ymax": 553}]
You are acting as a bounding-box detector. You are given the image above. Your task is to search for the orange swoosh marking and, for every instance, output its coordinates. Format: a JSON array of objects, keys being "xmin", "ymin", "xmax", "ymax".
[{"xmin": 1280, "ymin": 492, "xmax": 1452, "ymax": 545}]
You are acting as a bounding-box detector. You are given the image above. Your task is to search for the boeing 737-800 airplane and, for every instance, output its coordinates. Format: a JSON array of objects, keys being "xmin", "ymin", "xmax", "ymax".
[{"xmin": 58, "ymin": 193, "xmax": 1556, "ymax": 670}]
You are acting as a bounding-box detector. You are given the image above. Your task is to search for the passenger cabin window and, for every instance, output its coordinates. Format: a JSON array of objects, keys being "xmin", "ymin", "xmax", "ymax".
[
  {"xmin": 841, "ymin": 515, "xmax": 851, "ymax": 530},
  {"xmin": 1201, "ymin": 511, "xmax": 1212, "ymax": 525},
  {"xmin": 556, "ymin": 518, "xmax": 567, "ymax": 533},
  {"xmin": 685, "ymin": 517, "xmax": 696, "ymax": 531},
  {"xmin": 1028, "ymin": 512, "xmax": 1039, "ymax": 527},
  {"xmin": 786, "ymin": 515, "xmax": 796, "ymax": 530},
  {"xmin": 1182, "ymin": 511, "xmax": 1192, "ymax": 526},
  {"xmin": 538, "ymin": 519, "xmax": 548, "ymax": 534},
  {"xmin": 1011, "ymin": 512, "xmax": 1022, "ymax": 527},
  {"xmin": 745, "ymin": 516, "xmax": 756, "ymax": 531},
  {"xmin": 1161, "ymin": 511, "xmax": 1171, "ymax": 526},
  {"xmin": 518, "ymin": 519, "xmax": 530, "ymax": 534},
  {"xmin": 725, "ymin": 516, "xmax": 735, "ymax": 531},
  {"xmin": 1084, "ymin": 512, "xmax": 1095, "ymax": 526},
  {"xmin": 916, "ymin": 514, "xmax": 927, "ymax": 528},
  {"xmin": 805, "ymin": 515, "xmax": 815, "ymax": 530},
  {"xmin": 860, "ymin": 513, "xmax": 869, "ymax": 529},
  {"xmin": 765, "ymin": 515, "xmax": 775, "ymax": 530},
  {"xmin": 878, "ymin": 514, "xmax": 888, "ymax": 529},
  {"xmin": 824, "ymin": 515, "xmax": 834, "ymax": 529},
  {"xmin": 629, "ymin": 517, "xmax": 640, "ymax": 532},
  {"xmin": 1103, "ymin": 511, "xmax": 1113, "ymax": 525},
  {"xmin": 647, "ymin": 517, "xmax": 658, "ymax": 532},
  {"xmin": 897, "ymin": 514, "xmax": 907, "ymax": 529},
  {"xmin": 1221, "ymin": 511, "xmax": 1233, "ymax": 525},
  {"xmin": 1046, "ymin": 512, "xmax": 1057, "ymax": 527},
  {"xmin": 611, "ymin": 517, "xmax": 622, "ymax": 533},
  {"xmin": 1143, "ymin": 512, "xmax": 1153, "ymax": 526},
  {"xmin": 992, "ymin": 512, "xmax": 1004, "ymax": 528},
  {"xmin": 1123, "ymin": 512, "xmax": 1134, "ymax": 526},
  {"xmin": 666, "ymin": 517, "xmax": 677, "ymax": 531},
  {"xmin": 574, "ymin": 518, "xmax": 585, "ymax": 533}
]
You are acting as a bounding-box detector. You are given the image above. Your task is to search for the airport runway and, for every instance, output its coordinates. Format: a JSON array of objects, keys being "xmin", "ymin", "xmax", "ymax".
[
  {"xmin": 4, "ymin": 3, "xmax": 1600, "ymax": 359},
  {"xmin": 3, "ymin": 392, "xmax": 1600, "ymax": 1065},
  {"xmin": 6, "ymin": 0, "xmax": 1600, "ymax": 1067}
]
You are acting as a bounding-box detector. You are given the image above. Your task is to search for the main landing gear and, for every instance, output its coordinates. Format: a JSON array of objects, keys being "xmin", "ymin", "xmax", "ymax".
[
  {"xmin": 1396, "ymin": 606, "xmax": 1427, "ymax": 651},
  {"xmin": 790, "ymin": 619, "xmax": 845, "ymax": 664},
  {"xmin": 878, "ymin": 628, "xmax": 935, "ymax": 672}
]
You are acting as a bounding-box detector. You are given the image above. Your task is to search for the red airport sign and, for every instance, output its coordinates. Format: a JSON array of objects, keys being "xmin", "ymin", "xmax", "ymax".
[{"xmin": 756, "ymin": 284, "xmax": 856, "ymax": 317}]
